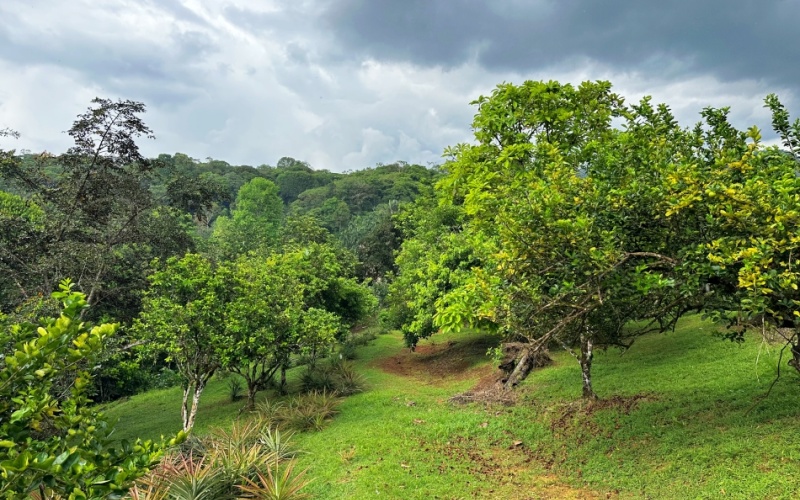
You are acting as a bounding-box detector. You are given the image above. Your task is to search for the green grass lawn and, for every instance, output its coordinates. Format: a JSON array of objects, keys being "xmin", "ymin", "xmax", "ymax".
[{"xmin": 105, "ymin": 317, "xmax": 800, "ymax": 499}]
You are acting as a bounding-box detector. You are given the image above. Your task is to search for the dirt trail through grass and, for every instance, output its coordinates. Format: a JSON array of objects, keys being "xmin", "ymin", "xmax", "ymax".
[{"xmin": 368, "ymin": 334, "xmax": 609, "ymax": 499}]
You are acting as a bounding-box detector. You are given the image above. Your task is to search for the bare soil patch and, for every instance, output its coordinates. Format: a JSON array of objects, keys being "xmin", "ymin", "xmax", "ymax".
[
  {"xmin": 419, "ymin": 435, "xmax": 609, "ymax": 499},
  {"xmin": 375, "ymin": 335, "xmax": 498, "ymax": 384}
]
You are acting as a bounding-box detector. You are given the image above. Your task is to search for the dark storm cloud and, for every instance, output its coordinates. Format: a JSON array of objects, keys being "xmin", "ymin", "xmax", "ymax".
[
  {"xmin": 1, "ymin": 0, "xmax": 795, "ymax": 170},
  {"xmin": 322, "ymin": 0, "xmax": 800, "ymax": 87}
]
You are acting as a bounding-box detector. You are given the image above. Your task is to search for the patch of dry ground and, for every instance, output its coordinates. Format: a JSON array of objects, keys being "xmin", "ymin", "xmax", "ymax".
[
  {"xmin": 374, "ymin": 336, "xmax": 499, "ymax": 384},
  {"xmin": 417, "ymin": 435, "xmax": 611, "ymax": 499}
]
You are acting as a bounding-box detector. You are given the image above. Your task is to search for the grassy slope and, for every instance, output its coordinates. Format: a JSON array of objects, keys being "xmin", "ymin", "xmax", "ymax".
[{"xmin": 105, "ymin": 317, "xmax": 800, "ymax": 499}]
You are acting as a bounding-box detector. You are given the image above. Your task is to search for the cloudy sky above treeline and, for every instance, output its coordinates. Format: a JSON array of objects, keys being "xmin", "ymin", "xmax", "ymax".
[{"xmin": 1, "ymin": 0, "xmax": 798, "ymax": 171}]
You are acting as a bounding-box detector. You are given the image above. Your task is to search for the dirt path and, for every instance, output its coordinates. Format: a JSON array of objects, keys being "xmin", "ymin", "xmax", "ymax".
[
  {"xmin": 373, "ymin": 334, "xmax": 614, "ymax": 499},
  {"xmin": 374, "ymin": 335, "xmax": 499, "ymax": 383}
]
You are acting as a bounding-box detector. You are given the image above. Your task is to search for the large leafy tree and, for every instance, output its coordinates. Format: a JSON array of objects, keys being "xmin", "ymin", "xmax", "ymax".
[
  {"xmin": 0, "ymin": 99, "xmax": 194, "ymax": 320},
  {"xmin": 664, "ymin": 97, "xmax": 800, "ymax": 372},
  {"xmin": 0, "ymin": 281, "xmax": 169, "ymax": 498},
  {"xmin": 427, "ymin": 81, "xmax": 694, "ymax": 397},
  {"xmin": 210, "ymin": 177, "xmax": 283, "ymax": 258},
  {"xmin": 135, "ymin": 243, "xmax": 374, "ymax": 423},
  {"xmin": 222, "ymin": 250, "xmax": 342, "ymax": 407},
  {"xmin": 388, "ymin": 197, "xmax": 479, "ymax": 348}
]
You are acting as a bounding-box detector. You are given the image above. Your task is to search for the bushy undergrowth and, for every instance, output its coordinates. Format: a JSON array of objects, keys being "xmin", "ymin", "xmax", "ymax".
[
  {"xmin": 337, "ymin": 326, "xmax": 380, "ymax": 361},
  {"xmin": 255, "ymin": 391, "xmax": 343, "ymax": 432},
  {"xmin": 130, "ymin": 418, "xmax": 310, "ymax": 499},
  {"xmin": 300, "ymin": 359, "xmax": 366, "ymax": 396}
]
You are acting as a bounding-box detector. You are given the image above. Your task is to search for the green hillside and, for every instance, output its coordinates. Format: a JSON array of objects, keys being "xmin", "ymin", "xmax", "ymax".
[{"xmin": 105, "ymin": 316, "xmax": 800, "ymax": 499}]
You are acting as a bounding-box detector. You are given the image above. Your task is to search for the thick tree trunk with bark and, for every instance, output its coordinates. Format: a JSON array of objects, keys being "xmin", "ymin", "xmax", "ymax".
[
  {"xmin": 181, "ymin": 371, "xmax": 214, "ymax": 432},
  {"xmin": 579, "ymin": 333, "xmax": 597, "ymax": 399},
  {"xmin": 499, "ymin": 342, "xmax": 552, "ymax": 389},
  {"xmin": 246, "ymin": 380, "xmax": 259, "ymax": 410}
]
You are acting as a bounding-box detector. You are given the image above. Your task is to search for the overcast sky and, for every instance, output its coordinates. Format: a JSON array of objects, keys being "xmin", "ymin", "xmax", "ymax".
[{"xmin": 0, "ymin": 0, "xmax": 798, "ymax": 172}]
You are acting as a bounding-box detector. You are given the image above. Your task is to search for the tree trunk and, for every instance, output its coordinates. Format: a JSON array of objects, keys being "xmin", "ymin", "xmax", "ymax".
[
  {"xmin": 503, "ymin": 347, "xmax": 532, "ymax": 389},
  {"xmin": 180, "ymin": 378, "xmax": 207, "ymax": 432},
  {"xmin": 184, "ymin": 382, "xmax": 204, "ymax": 432},
  {"xmin": 499, "ymin": 342, "xmax": 552, "ymax": 389},
  {"xmin": 181, "ymin": 385, "xmax": 191, "ymax": 431},
  {"xmin": 789, "ymin": 341, "xmax": 800, "ymax": 374},
  {"xmin": 579, "ymin": 333, "xmax": 597, "ymax": 400},
  {"xmin": 279, "ymin": 365, "xmax": 287, "ymax": 395},
  {"xmin": 246, "ymin": 379, "xmax": 258, "ymax": 410}
]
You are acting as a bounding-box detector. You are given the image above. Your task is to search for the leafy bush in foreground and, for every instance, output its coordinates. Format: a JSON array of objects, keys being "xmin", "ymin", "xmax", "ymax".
[{"xmin": 0, "ymin": 281, "xmax": 169, "ymax": 498}]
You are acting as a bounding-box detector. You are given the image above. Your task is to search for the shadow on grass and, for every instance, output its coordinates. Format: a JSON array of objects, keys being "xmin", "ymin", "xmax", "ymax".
[{"xmin": 374, "ymin": 333, "xmax": 499, "ymax": 383}]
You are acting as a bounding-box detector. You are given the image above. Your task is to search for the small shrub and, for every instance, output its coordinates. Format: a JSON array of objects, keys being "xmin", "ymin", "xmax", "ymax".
[
  {"xmin": 132, "ymin": 417, "xmax": 313, "ymax": 499},
  {"xmin": 282, "ymin": 391, "xmax": 343, "ymax": 432},
  {"xmin": 206, "ymin": 418, "xmax": 263, "ymax": 449},
  {"xmin": 135, "ymin": 453, "xmax": 229, "ymax": 500},
  {"xmin": 331, "ymin": 361, "xmax": 366, "ymax": 396},
  {"xmin": 338, "ymin": 342, "xmax": 358, "ymax": 360},
  {"xmin": 203, "ymin": 419, "xmax": 275, "ymax": 488},
  {"xmin": 300, "ymin": 366, "xmax": 337, "ymax": 393},
  {"xmin": 255, "ymin": 399, "xmax": 286, "ymax": 426},
  {"xmin": 259, "ymin": 427, "xmax": 300, "ymax": 461},
  {"xmin": 237, "ymin": 458, "xmax": 312, "ymax": 500},
  {"xmin": 301, "ymin": 359, "xmax": 365, "ymax": 396}
]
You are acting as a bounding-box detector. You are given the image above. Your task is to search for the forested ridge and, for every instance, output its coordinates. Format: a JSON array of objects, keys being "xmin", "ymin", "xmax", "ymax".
[{"xmin": 2, "ymin": 81, "xmax": 800, "ymax": 498}]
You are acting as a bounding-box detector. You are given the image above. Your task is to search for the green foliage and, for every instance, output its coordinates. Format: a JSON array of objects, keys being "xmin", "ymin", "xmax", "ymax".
[
  {"xmin": 388, "ymin": 197, "xmax": 479, "ymax": 347},
  {"xmin": 136, "ymin": 454, "xmax": 228, "ymax": 500},
  {"xmin": 0, "ymin": 190, "xmax": 46, "ymax": 306},
  {"xmin": 0, "ymin": 99, "xmax": 196, "ymax": 322},
  {"xmin": 278, "ymin": 391, "xmax": 343, "ymax": 432},
  {"xmin": 300, "ymin": 360, "xmax": 365, "ymax": 396},
  {"xmin": 665, "ymin": 100, "xmax": 800, "ymax": 342},
  {"xmin": 135, "ymin": 243, "xmax": 374, "ymax": 425},
  {"xmin": 237, "ymin": 458, "xmax": 312, "ymax": 500},
  {"xmin": 211, "ymin": 177, "xmax": 283, "ymax": 258},
  {"xmin": 397, "ymin": 80, "xmax": 749, "ymax": 396},
  {"xmin": 134, "ymin": 417, "xmax": 311, "ymax": 500},
  {"xmin": 0, "ymin": 280, "xmax": 167, "ymax": 498},
  {"xmin": 258, "ymin": 427, "xmax": 299, "ymax": 461},
  {"xmin": 279, "ymin": 214, "xmax": 331, "ymax": 247},
  {"xmin": 285, "ymin": 161, "xmax": 439, "ymax": 279},
  {"xmin": 254, "ymin": 392, "xmax": 343, "ymax": 432},
  {"xmin": 227, "ymin": 377, "xmax": 244, "ymax": 402},
  {"xmin": 166, "ymin": 170, "xmax": 233, "ymax": 226},
  {"xmin": 134, "ymin": 254, "xmax": 229, "ymax": 432},
  {"xmin": 221, "ymin": 249, "xmax": 344, "ymax": 406},
  {"xmin": 339, "ymin": 201, "xmax": 401, "ymax": 279}
]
